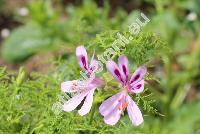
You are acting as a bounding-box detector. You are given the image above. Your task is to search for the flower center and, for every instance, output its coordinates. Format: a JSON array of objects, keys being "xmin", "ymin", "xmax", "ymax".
[
  {"xmin": 122, "ymin": 102, "xmax": 128, "ymax": 110},
  {"xmin": 117, "ymin": 93, "xmax": 129, "ymax": 112},
  {"xmin": 121, "ymin": 84, "xmax": 129, "ymax": 94}
]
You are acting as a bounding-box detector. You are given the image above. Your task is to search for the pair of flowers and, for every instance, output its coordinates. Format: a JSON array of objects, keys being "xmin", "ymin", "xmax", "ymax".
[{"xmin": 61, "ymin": 46, "xmax": 146, "ymax": 126}]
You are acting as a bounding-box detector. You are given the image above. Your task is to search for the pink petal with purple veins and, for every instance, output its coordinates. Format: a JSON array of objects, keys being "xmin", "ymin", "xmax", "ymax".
[
  {"xmin": 61, "ymin": 80, "xmax": 82, "ymax": 93},
  {"xmin": 118, "ymin": 56, "xmax": 129, "ymax": 83},
  {"xmin": 89, "ymin": 78, "xmax": 104, "ymax": 89},
  {"xmin": 106, "ymin": 60, "xmax": 125, "ymax": 84},
  {"xmin": 63, "ymin": 90, "xmax": 89, "ymax": 112},
  {"xmin": 99, "ymin": 92, "xmax": 124, "ymax": 117},
  {"xmin": 78, "ymin": 88, "xmax": 95, "ymax": 116},
  {"xmin": 129, "ymin": 80, "xmax": 144, "ymax": 94},
  {"xmin": 76, "ymin": 46, "xmax": 88, "ymax": 70},
  {"xmin": 130, "ymin": 66, "xmax": 147, "ymax": 85},
  {"xmin": 126, "ymin": 95, "xmax": 143, "ymax": 126},
  {"xmin": 103, "ymin": 103, "xmax": 122, "ymax": 125}
]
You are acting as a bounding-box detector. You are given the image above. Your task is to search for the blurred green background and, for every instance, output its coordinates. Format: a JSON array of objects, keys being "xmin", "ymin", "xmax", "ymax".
[{"xmin": 0, "ymin": 0, "xmax": 199, "ymax": 133}]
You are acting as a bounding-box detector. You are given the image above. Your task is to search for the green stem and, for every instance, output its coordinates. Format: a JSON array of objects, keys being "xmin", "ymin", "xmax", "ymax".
[{"xmin": 89, "ymin": 103, "xmax": 96, "ymax": 124}]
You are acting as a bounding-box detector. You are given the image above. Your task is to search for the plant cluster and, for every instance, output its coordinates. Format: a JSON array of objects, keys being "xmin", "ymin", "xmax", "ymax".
[{"xmin": 0, "ymin": 0, "xmax": 200, "ymax": 133}]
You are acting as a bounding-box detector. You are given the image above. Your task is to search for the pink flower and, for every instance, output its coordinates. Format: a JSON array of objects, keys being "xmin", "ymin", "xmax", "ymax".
[
  {"xmin": 99, "ymin": 56, "xmax": 147, "ymax": 126},
  {"xmin": 61, "ymin": 46, "xmax": 103, "ymax": 116}
]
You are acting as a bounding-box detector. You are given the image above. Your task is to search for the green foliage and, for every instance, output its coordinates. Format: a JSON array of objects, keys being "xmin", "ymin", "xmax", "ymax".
[
  {"xmin": 28, "ymin": 0, "xmax": 59, "ymax": 26},
  {"xmin": 0, "ymin": 0, "xmax": 200, "ymax": 133},
  {"xmin": 0, "ymin": 0, "xmax": 4, "ymax": 11},
  {"xmin": 87, "ymin": 30, "xmax": 168, "ymax": 66},
  {"xmin": 1, "ymin": 23, "xmax": 59, "ymax": 62},
  {"xmin": 0, "ymin": 63, "xmax": 153, "ymax": 133},
  {"xmin": 0, "ymin": 55, "xmax": 199, "ymax": 133},
  {"xmin": 167, "ymin": 101, "xmax": 200, "ymax": 134},
  {"xmin": 1, "ymin": 0, "xmax": 126, "ymax": 63}
]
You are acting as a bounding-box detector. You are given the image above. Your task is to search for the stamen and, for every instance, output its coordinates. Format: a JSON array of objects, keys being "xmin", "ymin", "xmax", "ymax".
[
  {"xmin": 122, "ymin": 102, "xmax": 128, "ymax": 110},
  {"xmin": 72, "ymin": 82, "xmax": 77, "ymax": 90},
  {"xmin": 72, "ymin": 83, "xmax": 77, "ymax": 86}
]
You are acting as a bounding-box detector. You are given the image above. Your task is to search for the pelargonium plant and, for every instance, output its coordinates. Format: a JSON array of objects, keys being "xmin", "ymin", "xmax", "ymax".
[
  {"xmin": 61, "ymin": 46, "xmax": 103, "ymax": 116},
  {"xmin": 61, "ymin": 46, "xmax": 146, "ymax": 126},
  {"xmin": 99, "ymin": 56, "xmax": 146, "ymax": 126}
]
